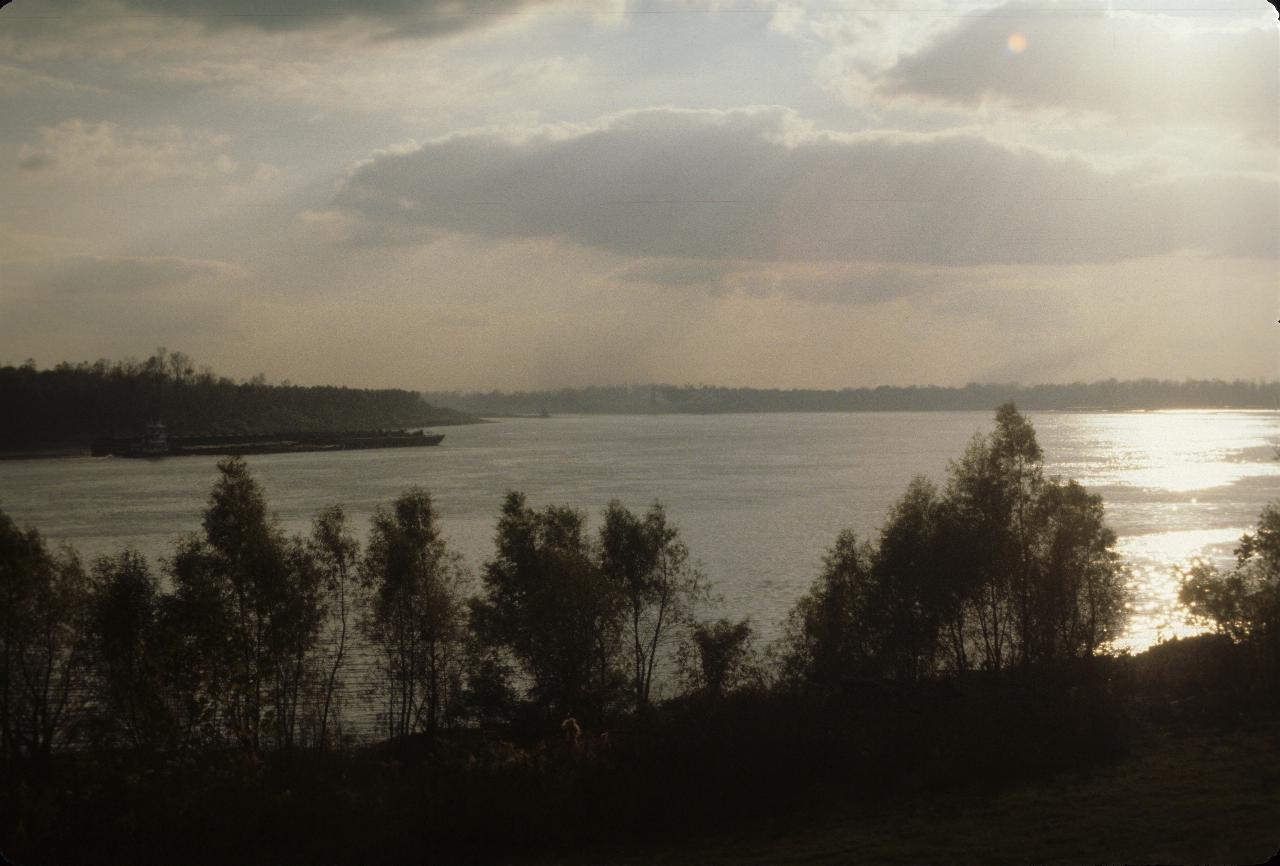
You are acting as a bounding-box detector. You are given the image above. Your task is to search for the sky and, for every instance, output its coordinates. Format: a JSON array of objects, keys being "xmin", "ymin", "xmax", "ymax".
[{"xmin": 1, "ymin": 0, "xmax": 1277, "ymax": 390}]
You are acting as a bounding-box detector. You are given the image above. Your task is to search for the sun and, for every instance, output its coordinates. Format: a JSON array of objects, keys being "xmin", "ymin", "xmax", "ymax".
[{"xmin": 1007, "ymin": 32, "xmax": 1028, "ymax": 54}]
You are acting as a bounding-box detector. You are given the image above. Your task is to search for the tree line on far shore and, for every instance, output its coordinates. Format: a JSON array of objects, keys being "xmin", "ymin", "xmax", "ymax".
[
  {"xmin": 426, "ymin": 378, "xmax": 1280, "ymax": 416},
  {"xmin": 2, "ymin": 404, "xmax": 1277, "ymax": 864},
  {"xmin": 0, "ymin": 349, "xmax": 475, "ymax": 451}
]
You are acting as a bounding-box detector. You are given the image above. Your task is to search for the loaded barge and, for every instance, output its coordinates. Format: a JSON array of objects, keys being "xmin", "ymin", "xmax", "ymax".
[{"xmin": 92, "ymin": 424, "xmax": 444, "ymax": 458}]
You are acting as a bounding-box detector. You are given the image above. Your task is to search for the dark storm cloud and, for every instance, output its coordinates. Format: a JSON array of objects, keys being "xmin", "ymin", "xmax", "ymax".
[{"xmin": 333, "ymin": 107, "xmax": 1279, "ymax": 267}]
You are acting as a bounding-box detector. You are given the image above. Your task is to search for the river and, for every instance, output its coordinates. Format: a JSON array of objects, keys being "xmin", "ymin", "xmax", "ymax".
[{"xmin": 1, "ymin": 410, "xmax": 1277, "ymax": 652}]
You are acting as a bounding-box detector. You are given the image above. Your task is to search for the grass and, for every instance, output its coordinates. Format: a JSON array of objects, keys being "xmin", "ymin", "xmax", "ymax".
[{"xmin": 609, "ymin": 720, "xmax": 1280, "ymax": 866}]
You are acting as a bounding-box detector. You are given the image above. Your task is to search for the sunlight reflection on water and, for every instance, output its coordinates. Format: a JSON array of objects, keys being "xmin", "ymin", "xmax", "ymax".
[
  {"xmin": 1049, "ymin": 411, "xmax": 1279, "ymax": 651},
  {"xmin": 1114, "ymin": 528, "xmax": 1244, "ymax": 651},
  {"xmin": 1053, "ymin": 411, "xmax": 1276, "ymax": 490}
]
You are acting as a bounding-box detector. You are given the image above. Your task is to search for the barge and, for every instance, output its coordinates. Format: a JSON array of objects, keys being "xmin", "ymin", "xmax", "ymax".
[{"xmin": 92, "ymin": 424, "xmax": 444, "ymax": 458}]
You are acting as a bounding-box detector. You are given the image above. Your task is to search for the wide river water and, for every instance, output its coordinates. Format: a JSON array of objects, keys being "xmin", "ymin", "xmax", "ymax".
[{"xmin": 1, "ymin": 410, "xmax": 1277, "ymax": 653}]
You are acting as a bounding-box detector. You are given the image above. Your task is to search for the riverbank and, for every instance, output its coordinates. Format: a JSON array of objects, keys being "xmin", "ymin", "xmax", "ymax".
[
  {"xmin": 0, "ymin": 447, "xmax": 90, "ymax": 461},
  {"xmin": 608, "ymin": 719, "xmax": 1280, "ymax": 866},
  {"xmin": 0, "ymin": 418, "xmax": 485, "ymax": 460},
  {"xmin": 3, "ymin": 634, "xmax": 1277, "ymax": 865},
  {"xmin": 90, "ymin": 429, "xmax": 447, "ymax": 458},
  {"xmin": 593, "ymin": 634, "xmax": 1280, "ymax": 865}
]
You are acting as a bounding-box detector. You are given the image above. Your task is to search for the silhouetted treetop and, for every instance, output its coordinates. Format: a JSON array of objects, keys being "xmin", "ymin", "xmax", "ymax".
[{"xmin": 779, "ymin": 404, "xmax": 1129, "ymax": 685}]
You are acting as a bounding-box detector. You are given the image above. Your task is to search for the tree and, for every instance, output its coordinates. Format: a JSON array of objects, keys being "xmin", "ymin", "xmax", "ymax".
[
  {"xmin": 310, "ymin": 505, "xmax": 359, "ymax": 749},
  {"xmin": 943, "ymin": 403, "xmax": 1044, "ymax": 671},
  {"xmin": 1, "ymin": 508, "xmax": 45, "ymax": 763},
  {"xmin": 87, "ymin": 549, "xmax": 170, "ymax": 750},
  {"xmin": 267, "ymin": 537, "xmax": 325, "ymax": 749},
  {"xmin": 159, "ymin": 535, "xmax": 236, "ymax": 747},
  {"xmin": 599, "ymin": 501, "xmax": 705, "ymax": 713},
  {"xmin": 777, "ymin": 404, "xmax": 1128, "ymax": 684},
  {"xmin": 937, "ymin": 404, "xmax": 1128, "ymax": 669},
  {"xmin": 1031, "ymin": 480, "xmax": 1127, "ymax": 660},
  {"xmin": 0, "ymin": 509, "xmax": 91, "ymax": 763},
  {"xmin": 871, "ymin": 477, "xmax": 950, "ymax": 680},
  {"xmin": 472, "ymin": 492, "xmax": 622, "ymax": 723},
  {"xmin": 198, "ymin": 456, "xmax": 280, "ymax": 748},
  {"xmin": 1180, "ymin": 560, "xmax": 1252, "ymax": 641},
  {"xmin": 167, "ymin": 457, "xmax": 324, "ymax": 749},
  {"xmin": 1180, "ymin": 503, "xmax": 1280, "ymax": 686},
  {"xmin": 21, "ymin": 549, "xmax": 89, "ymax": 761},
  {"xmin": 990, "ymin": 402, "xmax": 1044, "ymax": 668},
  {"xmin": 778, "ymin": 530, "xmax": 878, "ymax": 686},
  {"xmin": 361, "ymin": 489, "xmax": 468, "ymax": 741},
  {"xmin": 460, "ymin": 636, "xmax": 519, "ymax": 728},
  {"xmin": 680, "ymin": 617, "xmax": 759, "ymax": 698}
]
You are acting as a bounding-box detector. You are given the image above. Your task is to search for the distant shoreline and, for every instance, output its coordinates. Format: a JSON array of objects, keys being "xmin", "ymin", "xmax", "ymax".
[
  {"xmin": 427, "ymin": 379, "xmax": 1280, "ymax": 418},
  {"xmin": 474, "ymin": 405, "xmax": 1280, "ymax": 417},
  {"xmin": 0, "ymin": 422, "xmax": 482, "ymax": 461}
]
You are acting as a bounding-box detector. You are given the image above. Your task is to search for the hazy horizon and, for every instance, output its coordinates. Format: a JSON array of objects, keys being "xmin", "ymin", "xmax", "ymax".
[
  {"xmin": 7, "ymin": 352, "xmax": 1280, "ymax": 396},
  {"xmin": 2, "ymin": 0, "xmax": 1277, "ymax": 390}
]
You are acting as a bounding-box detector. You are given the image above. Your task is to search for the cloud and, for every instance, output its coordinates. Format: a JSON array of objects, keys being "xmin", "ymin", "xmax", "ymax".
[
  {"xmin": 0, "ymin": 253, "xmax": 248, "ymax": 362},
  {"xmin": 26, "ymin": 255, "xmax": 249, "ymax": 295},
  {"xmin": 611, "ymin": 257, "xmax": 964, "ymax": 304},
  {"xmin": 0, "ymin": 63, "xmax": 111, "ymax": 97},
  {"xmin": 877, "ymin": 1, "xmax": 1279, "ymax": 141},
  {"xmin": 27, "ymin": 0, "xmax": 563, "ymax": 38},
  {"xmin": 611, "ymin": 257, "xmax": 742, "ymax": 288},
  {"xmin": 1, "ymin": 245, "xmax": 248, "ymax": 297},
  {"xmin": 16, "ymin": 119, "xmax": 240, "ymax": 183},
  {"xmin": 152, "ymin": 52, "xmax": 589, "ymax": 122},
  {"xmin": 333, "ymin": 106, "xmax": 1279, "ymax": 267},
  {"xmin": 0, "ymin": 223, "xmax": 87, "ymax": 262}
]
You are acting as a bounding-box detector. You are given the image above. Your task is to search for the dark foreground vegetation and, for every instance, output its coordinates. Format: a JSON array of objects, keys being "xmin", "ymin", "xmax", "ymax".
[
  {"xmin": 427, "ymin": 378, "xmax": 1280, "ymax": 416},
  {"xmin": 626, "ymin": 718, "xmax": 1280, "ymax": 865},
  {"xmin": 2, "ymin": 406, "xmax": 1278, "ymax": 864},
  {"xmin": 0, "ymin": 349, "xmax": 476, "ymax": 455}
]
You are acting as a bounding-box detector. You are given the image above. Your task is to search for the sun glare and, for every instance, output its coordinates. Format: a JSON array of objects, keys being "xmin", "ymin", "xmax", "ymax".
[
  {"xmin": 1006, "ymin": 32, "xmax": 1028, "ymax": 54},
  {"xmin": 1070, "ymin": 411, "xmax": 1280, "ymax": 494},
  {"xmin": 1114, "ymin": 527, "xmax": 1244, "ymax": 651}
]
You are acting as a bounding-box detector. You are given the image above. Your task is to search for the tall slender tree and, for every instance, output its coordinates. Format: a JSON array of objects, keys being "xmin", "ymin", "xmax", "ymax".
[
  {"xmin": 872, "ymin": 477, "xmax": 948, "ymax": 680},
  {"xmin": 167, "ymin": 457, "xmax": 324, "ymax": 749},
  {"xmin": 600, "ymin": 501, "xmax": 705, "ymax": 713},
  {"xmin": 361, "ymin": 489, "xmax": 468, "ymax": 741},
  {"xmin": 310, "ymin": 505, "xmax": 359, "ymax": 749},
  {"xmin": 472, "ymin": 492, "xmax": 622, "ymax": 723},
  {"xmin": 945, "ymin": 403, "xmax": 1045, "ymax": 671},
  {"xmin": 87, "ymin": 549, "xmax": 169, "ymax": 750}
]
